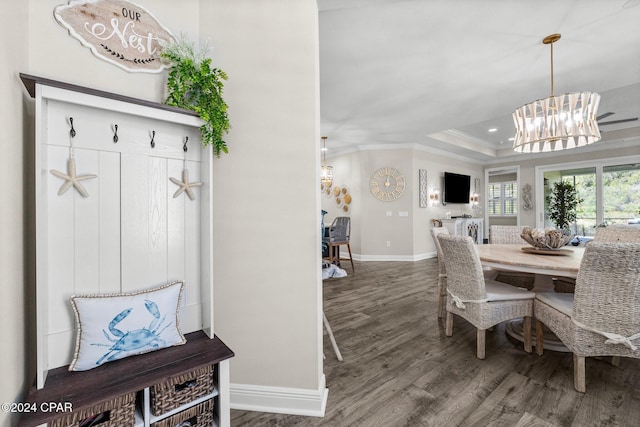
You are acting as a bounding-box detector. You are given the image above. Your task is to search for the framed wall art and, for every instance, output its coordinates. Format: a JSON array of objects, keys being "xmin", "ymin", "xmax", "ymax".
[{"xmin": 419, "ymin": 169, "xmax": 428, "ymax": 208}]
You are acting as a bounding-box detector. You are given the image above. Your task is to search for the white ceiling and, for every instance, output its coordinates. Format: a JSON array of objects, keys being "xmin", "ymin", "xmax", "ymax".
[{"xmin": 318, "ymin": 0, "xmax": 640, "ymax": 163}]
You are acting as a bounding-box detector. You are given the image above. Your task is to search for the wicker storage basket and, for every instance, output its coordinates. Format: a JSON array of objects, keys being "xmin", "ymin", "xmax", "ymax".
[
  {"xmin": 151, "ymin": 398, "xmax": 214, "ymax": 427},
  {"xmin": 49, "ymin": 393, "xmax": 135, "ymax": 427},
  {"xmin": 150, "ymin": 365, "xmax": 214, "ymax": 416}
]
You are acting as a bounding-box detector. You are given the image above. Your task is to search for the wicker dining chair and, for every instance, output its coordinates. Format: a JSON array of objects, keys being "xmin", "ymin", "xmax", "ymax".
[
  {"xmin": 588, "ymin": 226, "xmax": 640, "ymax": 364},
  {"xmin": 488, "ymin": 225, "xmax": 535, "ymax": 290},
  {"xmin": 437, "ymin": 234, "xmax": 535, "ymax": 359},
  {"xmin": 554, "ymin": 224, "xmax": 640, "ymax": 294},
  {"xmin": 534, "ymin": 241, "xmax": 640, "ymax": 392},
  {"xmin": 431, "ymin": 227, "xmax": 499, "ymax": 319},
  {"xmin": 489, "ymin": 225, "xmax": 528, "ymax": 244},
  {"xmin": 594, "ymin": 224, "xmax": 640, "ymax": 242},
  {"xmin": 430, "ymin": 227, "xmax": 450, "ymax": 318}
]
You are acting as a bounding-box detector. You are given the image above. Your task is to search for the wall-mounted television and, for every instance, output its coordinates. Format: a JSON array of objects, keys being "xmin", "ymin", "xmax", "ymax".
[{"xmin": 443, "ymin": 172, "xmax": 471, "ymax": 204}]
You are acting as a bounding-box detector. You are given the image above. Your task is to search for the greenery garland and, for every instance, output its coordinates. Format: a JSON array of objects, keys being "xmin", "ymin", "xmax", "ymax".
[{"xmin": 161, "ymin": 36, "xmax": 230, "ymax": 157}]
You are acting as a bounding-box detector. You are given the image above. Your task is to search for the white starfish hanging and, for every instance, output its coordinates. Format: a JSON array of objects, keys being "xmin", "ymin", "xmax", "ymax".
[
  {"xmin": 50, "ymin": 158, "xmax": 97, "ymax": 198},
  {"xmin": 170, "ymin": 169, "xmax": 203, "ymax": 200}
]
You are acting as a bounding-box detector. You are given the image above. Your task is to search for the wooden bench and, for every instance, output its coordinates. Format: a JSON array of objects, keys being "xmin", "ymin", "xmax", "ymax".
[{"xmin": 19, "ymin": 331, "xmax": 233, "ymax": 427}]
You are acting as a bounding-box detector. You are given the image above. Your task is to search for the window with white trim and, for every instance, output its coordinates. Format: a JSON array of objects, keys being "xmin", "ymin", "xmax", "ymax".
[
  {"xmin": 488, "ymin": 182, "xmax": 518, "ymax": 216},
  {"xmin": 541, "ymin": 162, "xmax": 640, "ymax": 236}
]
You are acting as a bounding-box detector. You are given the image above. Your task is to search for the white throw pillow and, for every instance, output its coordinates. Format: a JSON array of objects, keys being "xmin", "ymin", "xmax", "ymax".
[{"xmin": 69, "ymin": 281, "xmax": 186, "ymax": 371}]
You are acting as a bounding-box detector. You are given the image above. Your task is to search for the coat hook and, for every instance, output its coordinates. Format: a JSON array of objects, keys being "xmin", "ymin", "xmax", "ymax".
[
  {"xmin": 69, "ymin": 117, "xmax": 76, "ymax": 138},
  {"xmin": 113, "ymin": 124, "xmax": 119, "ymax": 143},
  {"xmin": 150, "ymin": 130, "xmax": 156, "ymax": 148},
  {"xmin": 183, "ymin": 136, "xmax": 189, "ymax": 152}
]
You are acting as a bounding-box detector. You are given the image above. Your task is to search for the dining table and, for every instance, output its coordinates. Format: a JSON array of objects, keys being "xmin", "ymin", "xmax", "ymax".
[
  {"xmin": 477, "ymin": 243, "xmax": 584, "ymax": 284},
  {"xmin": 476, "ymin": 243, "xmax": 586, "ymax": 351}
]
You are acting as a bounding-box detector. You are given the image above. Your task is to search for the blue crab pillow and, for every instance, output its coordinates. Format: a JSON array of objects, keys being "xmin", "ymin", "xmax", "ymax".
[{"xmin": 69, "ymin": 281, "xmax": 186, "ymax": 371}]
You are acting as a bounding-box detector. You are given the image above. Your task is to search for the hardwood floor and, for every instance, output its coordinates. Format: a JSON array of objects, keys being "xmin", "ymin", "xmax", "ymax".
[{"xmin": 231, "ymin": 259, "xmax": 640, "ymax": 426}]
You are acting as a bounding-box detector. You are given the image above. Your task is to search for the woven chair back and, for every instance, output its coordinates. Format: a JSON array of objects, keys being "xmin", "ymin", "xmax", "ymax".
[
  {"xmin": 437, "ymin": 234, "xmax": 486, "ymax": 301},
  {"xmin": 328, "ymin": 216, "xmax": 350, "ymax": 242},
  {"xmin": 489, "ymin": 225, "xmax": 527, "ymax": 244},
  {"xmin": 573, "ymin": 241, "xmax": 640, "ymax": 338},
  {"xmin": 594, "ymin": 224, "xmax": 640, "ymax": 242},
  {"xmin": 430, "ymin": 227, "xmax": 449, "ymax": 275}
]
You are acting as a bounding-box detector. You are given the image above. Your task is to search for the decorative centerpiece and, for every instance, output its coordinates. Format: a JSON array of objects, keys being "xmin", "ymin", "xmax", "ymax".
[{"xmin": 520, "ymin": 227, "xmax": 573, "ymax": 250}]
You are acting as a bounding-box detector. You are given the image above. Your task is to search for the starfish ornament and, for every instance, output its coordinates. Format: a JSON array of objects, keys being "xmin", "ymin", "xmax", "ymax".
[
  {"xmin": 170, "ymin": 169, "xmax": 203, "ymax": 200},
  {"xmin": 50, "ymin": 158, "xmax": 98, "ymax": 198}
]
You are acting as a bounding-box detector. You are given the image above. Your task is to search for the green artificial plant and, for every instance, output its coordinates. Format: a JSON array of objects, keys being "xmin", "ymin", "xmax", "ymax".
[
  {"xmin": 546, "ymin": 181, "xmax": 583, "ymax": 233},
  {"xmin": 161, "ymin": 36, "xmax": 230, "ymax": 157}
]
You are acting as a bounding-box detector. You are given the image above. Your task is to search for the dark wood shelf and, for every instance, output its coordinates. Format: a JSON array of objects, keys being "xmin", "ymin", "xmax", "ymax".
[
  {"xmin": 19, "ymin": 73, "xmax": 200, "ymax": 118},
  {"xmin": 18, "ymin": 331, "xmax": 233, "ymax": 427}
]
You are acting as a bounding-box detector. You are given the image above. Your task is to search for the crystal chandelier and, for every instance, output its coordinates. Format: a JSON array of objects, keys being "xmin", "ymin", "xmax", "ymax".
[
  {"xmin": 513, "ymin": 34, "xmax": 601, "ymax": 153},
  {"xmin": 320, "ymin": 136, "xmax": 333, "ymax": 187}
]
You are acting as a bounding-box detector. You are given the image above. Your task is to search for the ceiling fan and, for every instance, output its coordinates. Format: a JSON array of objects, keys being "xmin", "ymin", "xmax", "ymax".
[{"xmin": 597, "ymin": 112, "xmax": 639, "ymax": 126}]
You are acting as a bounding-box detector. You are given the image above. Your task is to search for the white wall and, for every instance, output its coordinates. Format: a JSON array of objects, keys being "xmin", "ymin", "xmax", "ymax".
[
  {"xmin": 349, "ymin": 145, "xmax": 640, "ymax": 256},
  {"xmin": 28, "ymin": 0, "xmax": 195, "ymax": 102},
  {"xmin": 203, "ymin": 0, "xmax": 323, "ymax": 392},
  {"xmin": 2, "ymin": 1, "xmax": 323, "ymax": 422},
  {"xmin": 321, "ymin": 147, "xmax": 483, "ymax": 260},
  {"xmin": 322, "ymin": 151, "xmax": 362, "ymax": 253},
  {"xmin": 412, "ymin": 149, "xmax": 484, "ymax": 253},
  {"xmin": 0, "ymin": 2, "xmax": 28, "ymax": 426},
  {"xmin": 359, "ymin": 149, "xmax": 414, "ymax": 258}
]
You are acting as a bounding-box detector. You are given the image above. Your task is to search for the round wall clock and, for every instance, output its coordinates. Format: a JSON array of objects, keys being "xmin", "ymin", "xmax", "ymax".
[{"xmin": 370, "ymin": 167, "xmax": 406, "ymax": 201}]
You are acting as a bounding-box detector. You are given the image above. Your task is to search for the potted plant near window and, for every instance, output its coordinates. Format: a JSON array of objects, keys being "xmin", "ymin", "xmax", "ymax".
[
  {"xmin": 546, "ymin": 181, "xmax": 583, "ymax": 234},
  {"xmin": 546, "ymin": 181, "xmax": 583, "ymax": 292},
  {"xmin": 161, "ymin": 36, "xmax": 230, "ymax": 157}
]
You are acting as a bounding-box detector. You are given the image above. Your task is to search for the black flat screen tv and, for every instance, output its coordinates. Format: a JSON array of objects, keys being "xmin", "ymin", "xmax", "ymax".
[{"xmin": 443, "ymin": 172, "xmax": 471, "ymax": 204}]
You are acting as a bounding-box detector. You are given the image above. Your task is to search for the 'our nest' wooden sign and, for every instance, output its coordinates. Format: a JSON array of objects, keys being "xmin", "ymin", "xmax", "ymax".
[{"xmin": 54, "ymin": 0, "xmax": 176, "ymax": 73}]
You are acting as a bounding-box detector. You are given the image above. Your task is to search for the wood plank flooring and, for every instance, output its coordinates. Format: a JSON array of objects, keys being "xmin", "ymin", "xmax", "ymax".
[{"xmin": 230, "ymin": 260, "xmax": 640, "ymax": 426}]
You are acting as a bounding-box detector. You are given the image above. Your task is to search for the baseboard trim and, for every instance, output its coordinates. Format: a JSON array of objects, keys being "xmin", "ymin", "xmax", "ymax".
[
  {"xmin": 412, "ymin": 252, "xmax": 435, "ymax": 261},
  {"xmin": 230, "ymin": 375, "xmax": 328, "ymax": 417},
  {"xmin": 330, "ymin": 252, "xmax": 437, "ymax": 262},
  {"xmin": 357, "ymin": 252, "xmax": 436, "ymax": 262}
]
